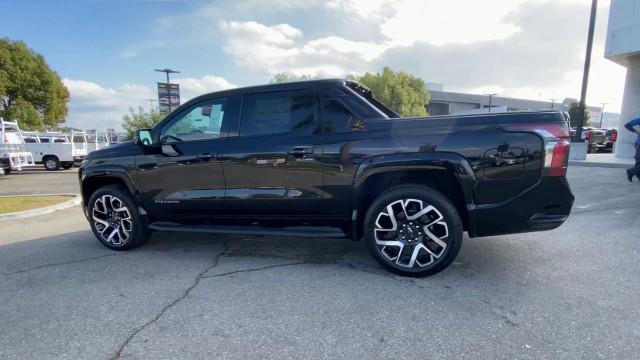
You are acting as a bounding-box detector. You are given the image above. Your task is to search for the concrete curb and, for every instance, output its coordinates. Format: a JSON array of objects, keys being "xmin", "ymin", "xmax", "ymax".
[
  {"xmin": 569, "ymin": 161, "xmax": 632, "ymax": 169},
  {"xmin": 0, "ymin": 194, "xmax": 81, "ymax": 222}
]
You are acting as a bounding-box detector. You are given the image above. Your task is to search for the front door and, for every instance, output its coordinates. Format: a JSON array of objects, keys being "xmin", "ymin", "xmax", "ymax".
[
  {"xmin": 136, "ymin": 96, "xmax": 238, "ymax": 220},
  {"xmin": 221, "ymin": 88, "xmax": 325, "ymax": 221}
]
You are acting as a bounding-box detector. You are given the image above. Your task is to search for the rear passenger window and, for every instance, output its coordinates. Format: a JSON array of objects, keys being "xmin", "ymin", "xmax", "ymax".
[{"xmin": 240, "ymin": 90, "xmax": 315, "ymax": 136}]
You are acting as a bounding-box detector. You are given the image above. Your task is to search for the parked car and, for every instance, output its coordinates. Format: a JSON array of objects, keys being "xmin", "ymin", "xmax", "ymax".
[
  {"xmin": 583, "ymin": 128, "xmax": 607, "ymax": 153},
  {"xmin": 79, "ymin": 79, "xmax": 574, "ymax": 277},
  {"xmin": 23, "ymin": 131, "xmax": 88, "ymax": 170},
  {"xmin": 0, "ymin": 119, "xmax": 36, "ymax": 175},
  {"xmin": 591, "ymin": 128, "xmax": 617, "ymax": 153}
]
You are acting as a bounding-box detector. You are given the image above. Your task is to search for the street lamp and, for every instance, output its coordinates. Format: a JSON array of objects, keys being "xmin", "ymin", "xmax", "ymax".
[
  {"xmin": 154, "ymin": 68, "xmax": 180, "ymax": 84},
  {"xmin": 575, "ymin": 0, "xmax": 598, "ymax": 141},
  {"xmin": 485, "ymin": 93, "xmax": 498, "ymax": 113},
  {"xmin": 599, "ymin": 102, "xmax": 609, "ymax": 128}
]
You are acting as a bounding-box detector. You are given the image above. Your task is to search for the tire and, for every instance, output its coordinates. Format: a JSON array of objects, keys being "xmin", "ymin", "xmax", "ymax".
[
  {"xmin": 43, "ymin": 156, "xmax": 60, "ymax": 171},
  {"xmin": 363, "ymin": 185, "xmax": 463, "ymax": 277},
  {"xmin": 87, "ymin": 185, "xmax": 149, "ymax": 251},
  {"xmin": 3, "ymin": 167, "xmax": 11, "ymax": 175},
  {"xmin": 61, "ymin": 162, "xmax": 74, "ymax": 169}
]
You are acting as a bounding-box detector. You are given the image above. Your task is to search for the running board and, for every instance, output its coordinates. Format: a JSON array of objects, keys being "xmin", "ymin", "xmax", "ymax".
[{"xmin": 148, "ymin": 222, "xmax": 346, "ymax": 238}]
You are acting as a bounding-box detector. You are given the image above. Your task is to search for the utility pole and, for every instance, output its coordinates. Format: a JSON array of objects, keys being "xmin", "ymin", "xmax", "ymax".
[
  {"xmin": 549, "ymin": 98, "xmax": 556, "ymax": 109},
  {"xmin": 599, "ymin": 102, "xmax": 608, "ymax": 128},
  {"xmin": 486, "ymin": 93, "xmax": 498, "ymax": 113},
  {"xmin": 154, "ymin": 68, "xmax": 180, "ymax": 84},
  {"xmin": 145, "ymin": 99, "xmax": 157, "ymax": 112},
  {"xmin": 575, "ymin": 0, "xmax": 597, "ymax": 142}
]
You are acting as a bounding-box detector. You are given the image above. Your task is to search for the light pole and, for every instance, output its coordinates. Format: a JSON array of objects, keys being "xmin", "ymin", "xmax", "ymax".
[
  {"xmin": 599, "ymin": 102, "xmax": 608, "ymax": 128},
  {"xmin": 485, "ymin": 93, "xmax": 498, "ymax": 113},
  {"xmin": 145, "ymin": 99, "xmax": 157, "ymax": 112},
  {"xmin": 575, "ymin": 0, "xmax": 598, "ymax": 142},
  {"xmin": 154, "ymin": 68, "xmax": 180, "ymax": 84},
  {"xmin": 549, "ymin": 98, "xmax": 556, "ymax": 109}
]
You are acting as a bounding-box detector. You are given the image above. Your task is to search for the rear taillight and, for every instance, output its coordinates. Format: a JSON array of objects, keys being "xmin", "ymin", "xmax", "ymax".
[
  {"xmin": 505, "ymin": 122, "xmax": 570, "ymax": 177},
  {"xmin": 611, "ymin": 132, "xmax": 617, "ymax": 141},
  {"xmin": 585, "ymin": 131, "xmax": 591, "ymax": 140}
]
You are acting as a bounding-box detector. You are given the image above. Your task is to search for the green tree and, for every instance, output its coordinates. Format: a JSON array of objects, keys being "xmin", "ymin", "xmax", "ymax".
[
  {"xmin": 567, "ymin": 101, "xmax": 590, "ymax": 128},
  {"xmin": 271, "ymin": 72, "xmax": 316, "ymax": 83},
  {"xmin": 353, "ymin": 67, "xmax": 429, "ymax": 117},
  {"xmin": 121, "ymin": 106, "xmax": 165, "ymax": 139},
  {"xmin": 0, "ymin": 38, "xmax": 69, "ymax": 130}
]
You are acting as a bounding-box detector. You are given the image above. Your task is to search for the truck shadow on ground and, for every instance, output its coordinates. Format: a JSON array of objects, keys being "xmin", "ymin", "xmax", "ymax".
[{"xmin": 0, "ymin": 228, "xmax": 524, "ymax": 286}]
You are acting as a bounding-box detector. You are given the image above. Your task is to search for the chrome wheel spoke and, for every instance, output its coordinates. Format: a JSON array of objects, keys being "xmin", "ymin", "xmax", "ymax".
[
  {"xmin": 92, "ymin": 194, "xmax": 133, "ymax": 246},
  {"xmin": 374, "ymin": 198, "xmax": 449, "ymax": 269}
]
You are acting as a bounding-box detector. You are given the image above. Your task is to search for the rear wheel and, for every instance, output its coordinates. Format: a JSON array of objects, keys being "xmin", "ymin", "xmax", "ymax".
[
  {"xmin": 43, "ymin": 156, "xmax": 60, "ymax": 171},
  {"xmin": 364, "ymin": 185, "xmax": 463, "ymax": 277},
  {"xmin": 88, "ymin": 185, "xmax": 149, "ymax": 250}
]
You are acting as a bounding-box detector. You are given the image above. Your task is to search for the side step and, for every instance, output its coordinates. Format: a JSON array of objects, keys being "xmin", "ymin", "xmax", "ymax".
[{"xmin": 148, "ymin": 222, "xmax": 346, "ymax": 238}]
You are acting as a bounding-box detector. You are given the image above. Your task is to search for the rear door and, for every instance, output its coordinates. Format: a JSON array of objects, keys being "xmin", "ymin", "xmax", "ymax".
[
  {"xmin": 136, "ymin": 96, "xmax": 239, "ymax": 220},
  {"xmin": 221, "ymin": 88, "xmax": 325, "ymax": 220}
]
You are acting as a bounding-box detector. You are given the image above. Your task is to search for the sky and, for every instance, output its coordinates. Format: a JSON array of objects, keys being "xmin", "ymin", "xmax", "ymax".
[{"xmin": 0, "ymin": 0, "xmax": 628, "ymax": 131}]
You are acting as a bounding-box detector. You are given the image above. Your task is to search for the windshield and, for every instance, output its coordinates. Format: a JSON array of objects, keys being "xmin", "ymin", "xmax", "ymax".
[{"xmin": 345, "ymin": 80, "xmax": 399, "ymax": 118}]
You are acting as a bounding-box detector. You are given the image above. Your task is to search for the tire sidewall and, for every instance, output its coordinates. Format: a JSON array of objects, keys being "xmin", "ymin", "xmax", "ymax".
[
  {"xmin": 44, "ymin": 157, "xmax": 60, "ymax": 171},
  {"xmin": 364, "ymin": 185, "xmax": 463, "ymax": 277},
  {"xmin": 87, "ymin": 185, "xmax": 148, "ymax": 251}
]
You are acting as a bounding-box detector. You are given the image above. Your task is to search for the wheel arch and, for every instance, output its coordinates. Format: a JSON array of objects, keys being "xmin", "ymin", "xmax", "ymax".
[
  {"xmin": 81, "ymin": 168, "xmax": 139, "ymax": 212},
  {"xmin": 351, "ymin": 152, "xmax": 476, "ymax": 241}
]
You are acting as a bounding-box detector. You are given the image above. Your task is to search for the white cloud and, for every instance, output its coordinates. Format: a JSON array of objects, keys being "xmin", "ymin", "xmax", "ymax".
[
  {"xmin": 219, "ymin": 20, "xmax": 387, "ymax": 77},
  {"xmin": 174, "ymin": 75, "xmax": 237, "ymax": 100},
  {"xmin": 61, "ymin": 79, "xmax": 153, "ymax": 130}
]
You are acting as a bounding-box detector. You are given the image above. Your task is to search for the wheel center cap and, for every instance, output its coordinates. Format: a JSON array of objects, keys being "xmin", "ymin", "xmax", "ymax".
[{"xmin": 399, "ymin": 222, "xmax": 422, "ymax": 244}]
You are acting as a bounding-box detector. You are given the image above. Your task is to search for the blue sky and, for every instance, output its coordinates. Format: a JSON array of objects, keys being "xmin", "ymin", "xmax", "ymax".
[{"xmin": 1, "ymin": 0, "xmax": 626, "ymax": 130}]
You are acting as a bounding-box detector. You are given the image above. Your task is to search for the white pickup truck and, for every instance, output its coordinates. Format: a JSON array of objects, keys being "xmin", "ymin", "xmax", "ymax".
[
  {"xmin": 23, "ymin": 131, "xmax": 88, "ymax": 170},
  {"xmin": 86, "ymin": 131, "xmax": 110, "ymax": 152},
  {"xmin": 0, "ymin": 119, "xmax": 36, "ymax": 175}
]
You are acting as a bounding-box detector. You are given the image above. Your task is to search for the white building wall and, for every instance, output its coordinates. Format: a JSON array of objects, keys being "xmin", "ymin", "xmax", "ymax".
[{"xmin": 605, "ymin": 0, "xmax": 640, "ymax": 159}]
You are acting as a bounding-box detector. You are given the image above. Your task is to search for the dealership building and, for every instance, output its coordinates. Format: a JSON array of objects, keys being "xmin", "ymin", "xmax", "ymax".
[
  {"xmin": 605, "ymin": 0, "xmax": 640, "ymax": 159},
  {"xmin": 427, "ymin": 86, "xmax": 602, "ymax": 120}
]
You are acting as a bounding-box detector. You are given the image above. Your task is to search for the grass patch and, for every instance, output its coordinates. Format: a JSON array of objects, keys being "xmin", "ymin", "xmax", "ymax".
[{"xmin": 0, "ymin": 195, "xmax": 73, "ymax": 214}]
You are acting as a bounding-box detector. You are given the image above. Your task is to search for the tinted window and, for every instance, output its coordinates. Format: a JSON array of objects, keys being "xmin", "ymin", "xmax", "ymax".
[
  {"xmin": 320, "ymin": 98, "xmax": 357, "ymax": 134},
  {"xmin": 240, "ymin": 90, "xmax": 315, "ymax": 136},
  {"xmin": 162, "ymin": 98, "xmax": 227, "ymax": 142}
]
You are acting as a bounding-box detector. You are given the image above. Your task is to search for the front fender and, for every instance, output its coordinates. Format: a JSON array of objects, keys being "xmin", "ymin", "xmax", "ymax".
[{"xmin": 80, "ymin": 164, "xmax": 140, "ymax": 206}]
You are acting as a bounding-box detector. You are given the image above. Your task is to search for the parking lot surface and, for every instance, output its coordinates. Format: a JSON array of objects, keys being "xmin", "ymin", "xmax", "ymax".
[
  {"xmin": 0, "ymin": 168, "xmax": 79, "ymax": 196},
  {"xmin": 0, "ymin": 167, "xmax": 639, "ymax": 359}
]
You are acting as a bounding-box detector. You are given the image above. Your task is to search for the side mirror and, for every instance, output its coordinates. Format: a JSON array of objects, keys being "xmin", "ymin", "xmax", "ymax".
[{"xmin": 134, "ymin": 129, "xmax": 153, "ymax": 146}]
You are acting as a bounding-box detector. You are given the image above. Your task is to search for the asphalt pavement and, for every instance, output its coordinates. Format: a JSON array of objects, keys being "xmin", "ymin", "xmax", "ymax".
[
  {"xmin": 0, "ymin": 168, "xmax": 80, "ymax": 196},
  {"xmin": 0, "ymin": 167, "xmax": 638, "ymax": 359}
]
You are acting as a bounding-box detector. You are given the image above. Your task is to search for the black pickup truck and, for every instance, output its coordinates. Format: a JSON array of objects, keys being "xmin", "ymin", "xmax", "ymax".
[{"xmin": 79, "ymin": 79, "xmax": 574, "ymax": 276}]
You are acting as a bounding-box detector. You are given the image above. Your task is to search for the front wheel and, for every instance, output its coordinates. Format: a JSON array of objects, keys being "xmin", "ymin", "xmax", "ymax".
[
  {"xmin": 88, "ymin": 185, "xmax": 149, "ymax": 250},
  {"xmin": 364, "ymin": 185, "xmax": 463, "ymax": 277}
]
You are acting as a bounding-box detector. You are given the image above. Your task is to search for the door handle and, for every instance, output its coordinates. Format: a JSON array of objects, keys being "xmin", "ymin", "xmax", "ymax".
[
  {"xmin": 197, "ymin": 153, "xmax": 214, "ymax": 161},
  {"xmin": 289, "ymin": 147, "xmax": 314, "ymax": 157}
]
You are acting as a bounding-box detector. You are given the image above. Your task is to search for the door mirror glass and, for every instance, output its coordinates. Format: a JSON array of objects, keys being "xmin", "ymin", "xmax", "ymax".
[{"xmin": 135, "ymin": 129, "xmax": 153, "ymax": 146}]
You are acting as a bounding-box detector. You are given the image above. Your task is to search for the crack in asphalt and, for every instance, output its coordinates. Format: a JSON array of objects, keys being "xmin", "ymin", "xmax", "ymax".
[
  {"xmin": 1, "ymin": 242, "xmax": 228, "ymax": 277},
  {"xmin": 109, "ymin": 242, "xmax": 229, "ymax": 360},
  {"xmin": 2, "ymin": 253, "xmax": 123, "ymax": 276},
  {"xmin": 201, "ymin": 261, "xmax": 307, "ymax": 279}
]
